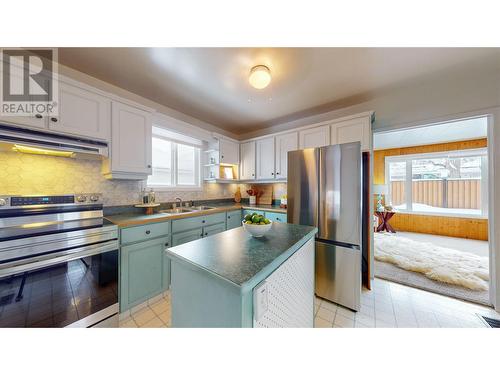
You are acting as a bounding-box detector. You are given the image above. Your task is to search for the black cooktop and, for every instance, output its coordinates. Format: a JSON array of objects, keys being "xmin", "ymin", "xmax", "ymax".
[{"xmin": 0, "ymin": 218, "xmax": 115, "ymax": 243}]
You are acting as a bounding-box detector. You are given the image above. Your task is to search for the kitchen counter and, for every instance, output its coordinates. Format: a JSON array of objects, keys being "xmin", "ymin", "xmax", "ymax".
[
  {"xmin": 166, "ymin": 223, "xmax": 317, "ymax": 327},
  {"xmin": 105, "ymin": 203, "xmax": 286, "ymax": 227},
  {"xmin": 166, "ymin": 222, "xmax": 316, "ymax": 291}
]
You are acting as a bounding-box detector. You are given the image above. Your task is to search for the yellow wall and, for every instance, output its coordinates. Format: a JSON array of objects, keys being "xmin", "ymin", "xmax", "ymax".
[{"xmin": 374, "ymin": 138, "xmax": 488, "ymax": 241}]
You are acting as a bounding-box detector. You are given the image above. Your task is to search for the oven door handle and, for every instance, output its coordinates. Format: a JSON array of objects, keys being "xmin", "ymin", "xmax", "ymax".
[{"xmin": 0, "ymin": 241, "xmax": 118, "ymax": 277}]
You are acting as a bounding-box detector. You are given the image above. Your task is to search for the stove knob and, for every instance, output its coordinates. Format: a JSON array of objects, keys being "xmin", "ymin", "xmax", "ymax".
[
  {"xmin": 90, "ymin": 195, "xmax": 100, "ymax": 202},
  {"xmin": 76, "ymin": 195, "xmax": 87, "ymax": 203},
  {"xmin": 0, "ymin": 198, "xmax": 6, "ymax": 206}
]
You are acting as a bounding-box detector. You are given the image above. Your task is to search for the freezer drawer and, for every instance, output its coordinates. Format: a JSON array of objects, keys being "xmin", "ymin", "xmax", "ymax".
[{"xmin": 315, "ymin": 241, "xmax": 361, "ymax": 311}]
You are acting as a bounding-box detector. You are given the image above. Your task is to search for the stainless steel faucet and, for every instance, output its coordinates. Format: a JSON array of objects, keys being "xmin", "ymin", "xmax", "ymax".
[{"xmin": 174, "ymin": 197, "xmax": 182, "ymax": 208}]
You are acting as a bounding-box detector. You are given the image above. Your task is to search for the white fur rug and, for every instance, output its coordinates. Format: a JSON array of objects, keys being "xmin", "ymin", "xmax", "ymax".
[{"xmin": 374, "ymin": 232, "xmax": 489, "ymax": 291}]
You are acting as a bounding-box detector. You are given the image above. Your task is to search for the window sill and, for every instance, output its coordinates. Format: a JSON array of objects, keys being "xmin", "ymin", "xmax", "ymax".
[{"xmin": 393, "ymin": 210, "xmax": 487, "ymax": 220}]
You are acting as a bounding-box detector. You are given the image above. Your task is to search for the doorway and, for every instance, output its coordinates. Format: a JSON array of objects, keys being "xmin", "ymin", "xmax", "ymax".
[{"xmin": 372, "ymin": 116, "xmax": 491, "ymax": 306}]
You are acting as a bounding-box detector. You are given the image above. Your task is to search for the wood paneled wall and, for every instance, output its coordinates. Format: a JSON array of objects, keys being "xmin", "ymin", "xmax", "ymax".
[
  {"xmin": 374, "ymin": 138, "xmax": 488, "ymax": 241},
  {"xmin": 389, "ymin": 213, "xmax": 488, "ymax": 241}
]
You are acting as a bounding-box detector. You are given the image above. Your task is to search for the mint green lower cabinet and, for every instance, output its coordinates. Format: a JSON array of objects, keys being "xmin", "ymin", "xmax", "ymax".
[
  {"xmin": 172, "ymin": 228, "xmax": 203, "ymax": 246},
  {"xmin": 266, "ymin": 212, "xmax": 287, "ymax": 223},
  {"xmin": 226, "ymin": 210, "xmax": 242, "ymax": 229},
  {"xmin": 120, "ymin": 236, "xmax": 170, "ymax": 312},
  {"xmin": 203, "ymin": 222, "xmax": 226, "ymax": 237}
]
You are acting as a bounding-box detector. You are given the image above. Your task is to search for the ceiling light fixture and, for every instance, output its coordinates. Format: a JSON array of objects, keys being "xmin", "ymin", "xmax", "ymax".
[{"xmin": 249, "ymin": 65, "xmax": 271, "ymax": 89}]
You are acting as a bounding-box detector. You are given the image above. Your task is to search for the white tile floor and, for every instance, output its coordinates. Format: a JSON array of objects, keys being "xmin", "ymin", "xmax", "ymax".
[
  {"xmin": 119, "ymin": 292, "xmax": 171, "ymax": 328},
  {"xmin": 119, "ymin": 279, "xmax": 500, "ymax": 328},
  {"xmin": 314, "ymin": 278, "xmax": 500, "ymax": 328}
]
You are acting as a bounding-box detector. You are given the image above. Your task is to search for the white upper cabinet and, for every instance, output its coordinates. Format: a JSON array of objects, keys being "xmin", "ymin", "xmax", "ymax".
[
  {"xmin": 299, "ymin": 125, "xmax": 330, "ymax": 149},
  {"xmin": 275, "ymin": 132, "xmax": 298, "ymax": 179},
  {"xmin": 102, "ymin": 101, "xmax": 152, "ymax": 179},
  {"xmin": 0, "ymin": 113, "xmax": 47, "ymax": 129},
  {"xmin": 330, "ymin": 116, "xmax": 372, "ymax": 151},
  {"xmin": 240, "ymin": 141, "xmax": 256, "ymax": 180},
  {"xmin": 54, "ymin": 82, "xmax": 111, "ymax": 141},
  {"xmin": 219, "ymin": 138, "xmax": 239, "ymax": 165},
  {"xmin": 256, "ymin": 137, "xmax": 275, "ymax": 180}
]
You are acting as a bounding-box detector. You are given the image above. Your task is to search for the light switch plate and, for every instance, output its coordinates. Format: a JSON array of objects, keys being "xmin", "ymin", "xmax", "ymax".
[{"xmin": 253, "ymin": 280, "xmax": 268, "ymax": 321}]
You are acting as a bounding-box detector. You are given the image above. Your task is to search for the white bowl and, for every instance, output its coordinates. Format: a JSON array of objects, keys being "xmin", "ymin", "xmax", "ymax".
[{"xmin": 242, "ymin": 220, "xmax": 273, "ymax": 237}]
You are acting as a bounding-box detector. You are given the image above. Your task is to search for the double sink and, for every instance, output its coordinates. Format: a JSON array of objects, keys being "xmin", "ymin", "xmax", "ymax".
[{"xmin": 158, "ymin": 206, "xmax": 216, "ymax": 216}]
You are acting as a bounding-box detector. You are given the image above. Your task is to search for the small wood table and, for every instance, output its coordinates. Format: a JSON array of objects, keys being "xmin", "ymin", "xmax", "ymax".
[{"xmin": 375, "ymin": 211, "xmax": 396, "ymax": 233}]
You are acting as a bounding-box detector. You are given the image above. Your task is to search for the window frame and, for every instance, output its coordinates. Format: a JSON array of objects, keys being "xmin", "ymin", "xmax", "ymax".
[
  {"xmin": 147, "ymin": 132, "xmax": 202, "ymax": 191},
  {"xmin": 385, "ymin": 148, "xmax": 488, "ymax": 219}
]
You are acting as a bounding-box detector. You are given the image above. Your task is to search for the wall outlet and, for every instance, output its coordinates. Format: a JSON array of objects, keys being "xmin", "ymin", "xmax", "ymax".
[{"xmin": 253, "ymin": 281, "xmax": 268, "ymax": 321}]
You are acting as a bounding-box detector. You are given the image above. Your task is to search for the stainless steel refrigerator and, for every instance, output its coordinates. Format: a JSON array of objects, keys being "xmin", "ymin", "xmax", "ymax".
[{"xmin": 287, "ymin": 142, "xmax": 362, "ymax": 311}]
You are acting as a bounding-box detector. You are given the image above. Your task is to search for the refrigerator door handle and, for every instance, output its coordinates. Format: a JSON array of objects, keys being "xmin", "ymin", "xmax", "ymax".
[{"xmin": 316, "ymin": 237, "xmax": 360, "ymax": 250}]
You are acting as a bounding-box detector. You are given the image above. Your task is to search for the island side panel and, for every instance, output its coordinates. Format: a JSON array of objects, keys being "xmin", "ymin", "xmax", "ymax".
[
  {"xmin": 170, "ymin": 260, "xmax": 248, "ymax": 328},
  {"xmin": 252, "ymin": 238, "xmax": 315, "ymax": 328}
]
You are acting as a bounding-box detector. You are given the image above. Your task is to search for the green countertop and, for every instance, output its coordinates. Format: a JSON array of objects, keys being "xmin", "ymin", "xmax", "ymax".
[
  {"xmin": 105, "ymin": 203, "xmax": 286, "ymax": 227},
  {"xmin": 166, "ymin": 222, "xmax": 317, "ymax": 292}
]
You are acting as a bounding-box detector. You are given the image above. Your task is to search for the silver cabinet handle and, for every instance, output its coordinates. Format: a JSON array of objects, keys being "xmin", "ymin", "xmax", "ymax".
[{"xmin": 50, "ymin": 117, "xmax": 58, "ymax": 122}]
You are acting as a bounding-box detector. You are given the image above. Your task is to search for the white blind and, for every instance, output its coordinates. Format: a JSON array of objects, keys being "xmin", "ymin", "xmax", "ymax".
[{"xmin": 152, "ymin": 126, "xmax": 203, "ymax": 148}]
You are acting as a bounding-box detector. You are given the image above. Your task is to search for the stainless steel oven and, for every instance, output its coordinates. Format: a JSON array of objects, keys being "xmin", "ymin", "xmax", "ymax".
[{"xmin": 0, "ymin": 194, "xmax": 119, "ymax": 328}]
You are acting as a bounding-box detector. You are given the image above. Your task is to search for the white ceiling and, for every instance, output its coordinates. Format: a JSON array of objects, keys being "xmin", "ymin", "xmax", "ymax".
[
  {"xmin": 373, "ymin": 117, "xmax": 488, "ymax": 150},
  {"xmin": 58, "ymin": 48, "xmax": 500, "ymax": 134}
]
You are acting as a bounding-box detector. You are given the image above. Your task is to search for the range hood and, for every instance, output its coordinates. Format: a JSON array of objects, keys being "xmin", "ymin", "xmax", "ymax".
[{"xmin": 0, "ymin": 123, "xmax": 108, "ymax": 159}]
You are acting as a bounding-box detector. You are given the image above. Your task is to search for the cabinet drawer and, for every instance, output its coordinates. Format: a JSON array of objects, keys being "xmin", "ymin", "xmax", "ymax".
[
  {"xmin": 121, "ymin": 221, "xmax": 170, "ymax": 245},
  {"xmin": 204, "ymin": 212, "xmax": 226, "ymax": 226},
  {"xmin": 266, "ymin": 212, "xmax": 287, "ymax": 223},
  {"xmin": 171, "ymin": 228, "xmax": 204, "ymax": 246},
  {"xmin": 203, "ymin": 222, "xmax": 226, "ymax": 237},
  {"xmin": 172, "ymin": 215, "xmax": 205, "ymax": 233}
]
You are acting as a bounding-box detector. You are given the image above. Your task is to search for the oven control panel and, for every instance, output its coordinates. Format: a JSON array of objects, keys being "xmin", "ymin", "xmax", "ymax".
[{"xmin": 0, "ymin": 194, "xmax": 102, "ymax": 209}]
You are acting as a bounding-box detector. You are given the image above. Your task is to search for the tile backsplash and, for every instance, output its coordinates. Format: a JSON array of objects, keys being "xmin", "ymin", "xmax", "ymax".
[{"xmin": 0, "ymin": 151, "xmax": 287, "ymax": 206}]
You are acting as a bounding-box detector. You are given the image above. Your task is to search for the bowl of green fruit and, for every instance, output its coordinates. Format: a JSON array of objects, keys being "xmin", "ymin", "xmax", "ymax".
[{"xmin": 242, "ymin": 212, "xmax": 273, "ymax": 237}]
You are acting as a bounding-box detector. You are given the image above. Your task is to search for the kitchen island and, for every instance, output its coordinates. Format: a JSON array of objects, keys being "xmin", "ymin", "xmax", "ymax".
[{"xmin": 166, "ymin": 223, "xmax": 317, "ymax": 328}]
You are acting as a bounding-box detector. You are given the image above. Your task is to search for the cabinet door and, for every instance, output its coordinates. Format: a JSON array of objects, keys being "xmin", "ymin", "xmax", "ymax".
[
  {"xmin": 275, "ymin": 132, "xmax": 298, "ymax": 179},
  {"xmin": 111, "ymin": 101, "xmax": 152, "ymax": 175},
  {"xmin": 266, "ymin": 212, "xmax": 287, "ymax": 223},
  {"xmin": 219, "ymin": 138, "xmax": 239, "ymax": 165},
  {"xmin": 0, "ymin": 73, "xmax": 49, "ymax": 130},
  {"xmin": 0, "ymin": 114, "xmax": 48, "ymax": 129},
  {"xmin": 172, "ymin": 228, "xmax": 203, "ymax": 246},
  {"xmin": 256, "ymin": 137, "xmax": 275, "ymax": 180},
  {"xmin": 226, "ymin": 210, "xmax": 242, "ymax": 230},
  {"xmin": 54, "ymin": 82, "xmax": 111, "ymax": 140},
  {"xmin": 120, "ymin": 237, "xmax": 168, "ymax": 311},
  {"xmin": 299, "ymin": 125, "xmax": 330, "ymax": 149},
  {"xmin": 331, "ymin": 117, "xmax": 371, "ymax": 151},
  {"xmin": 203, "ymin": 222, "xmax": 226, "ymax": 237},
  {"xmin": 240, "ymin": 141, "xmax": 256, "ymax": 180}
]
